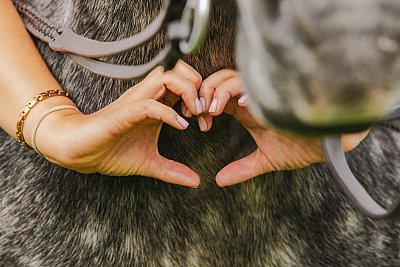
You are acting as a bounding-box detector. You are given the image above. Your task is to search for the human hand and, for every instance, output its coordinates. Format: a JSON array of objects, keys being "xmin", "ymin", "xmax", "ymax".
[
  {"xmin": 199, "ymin": 69, "xmax": 369, "ymax": 187},
  {"xmin": 34, "ymin": 61, "xmax": 203, "ymax": 188}
]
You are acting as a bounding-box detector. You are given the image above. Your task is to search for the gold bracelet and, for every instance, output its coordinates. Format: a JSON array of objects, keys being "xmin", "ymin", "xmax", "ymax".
[{"xmin": 16, "ymin": 89, "xmax": 68, "ymax": 148}]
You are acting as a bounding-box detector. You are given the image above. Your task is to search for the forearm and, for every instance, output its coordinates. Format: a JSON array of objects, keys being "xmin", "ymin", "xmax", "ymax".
[{"xmin": 0, "ymin": 0, "xmax": 79, "ymax": 145}]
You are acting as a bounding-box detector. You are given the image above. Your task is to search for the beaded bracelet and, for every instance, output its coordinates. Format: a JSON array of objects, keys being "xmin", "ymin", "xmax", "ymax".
[{"xmin": 16, "ymin": 89, "xmax": 68, "ymax": 148}]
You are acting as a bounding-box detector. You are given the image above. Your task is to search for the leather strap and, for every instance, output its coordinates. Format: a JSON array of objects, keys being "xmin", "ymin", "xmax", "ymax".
[
  {"xmin": 13, "ymin": 0, "xmax": 210, "ymax": 79},
  {"xmin": 67, "ymin": 46, "xmax": 172, "ymax": 79},
  {"xmin": 322, "ymin": 106, "xmax": 400, "ymax": 219}
]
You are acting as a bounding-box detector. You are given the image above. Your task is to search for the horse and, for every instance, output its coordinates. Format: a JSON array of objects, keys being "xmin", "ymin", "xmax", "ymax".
[{"xmin": 1, "ymin": 0, "xmax": 400, "ymax": 266}]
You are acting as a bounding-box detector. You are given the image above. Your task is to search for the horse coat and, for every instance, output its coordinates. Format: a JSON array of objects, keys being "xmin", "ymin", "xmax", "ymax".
[{"xmin": 1, "ymin": 0, "xmax": 400, "ymax": 266}]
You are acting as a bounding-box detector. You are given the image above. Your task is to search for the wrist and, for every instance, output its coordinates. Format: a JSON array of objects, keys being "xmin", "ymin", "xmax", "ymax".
[
  {"xmin": 33, "ymin": 104, "xmax": 88, "ymax": 168},
  {"xmin": 22, "ymin": 95, "xmax": 81, "ymax": 148}
]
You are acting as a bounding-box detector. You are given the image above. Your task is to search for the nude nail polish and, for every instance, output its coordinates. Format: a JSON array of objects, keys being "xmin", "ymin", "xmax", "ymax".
[
  {"xmin": 177, "ymin": 116, "xmax": 189, "ymax": 128},
  {"xmin": 184, "ymin": 109, "xmax": 193, "ymax": 118},
  {"xmin": 198, "ymin": 116, "xmax": 208, "ymax": 132},
  {"xmin": 200, "ymin": 97, "xmax": 206, "ymax": 112},
  {"xmin": 209, "ymin": 99, "xmax": 218, "ymax": 113},
  {"xmin": 238, "ymin": 95, "xmax": 249, "ymax": 105},
  {"xmin": 195, "ymin": 98, "xmax": 203, "ymax": 114}
]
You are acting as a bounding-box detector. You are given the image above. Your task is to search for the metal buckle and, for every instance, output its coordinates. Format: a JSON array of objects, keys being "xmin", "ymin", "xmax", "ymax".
[
  {"xmin": 66, "ymin": 0, "xmax": 210, "ymax": 79},
  {"xmin": 179, "ymin": 0, "xmax": 210, "ymax": 54}
]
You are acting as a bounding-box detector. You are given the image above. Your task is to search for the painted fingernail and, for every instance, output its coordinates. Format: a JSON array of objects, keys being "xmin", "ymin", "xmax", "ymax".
[
  {"xmin": 177, "ymin": 116, "xmax": 189, "ymax": 128},
  {"xmin": 198, "ymin": 116, "xmax": 208, "ymax": 132},
  {"xmin": 195, "ymin": 98, "xmax": 203, "ymax": 114},
  {"xmin": 184, "ymin": 108, "xmax": 192, "ymax": 118},
  {"xmin": 238, "ymin": 95, "xmax": 249, "ymax": 105},
  {"xmin": 200, "ymin": 97, "xmax": 206, "ymax": 112},
  {"xmin": 209, "ymin": 99, "xmax": 218, "ymax": 113}
]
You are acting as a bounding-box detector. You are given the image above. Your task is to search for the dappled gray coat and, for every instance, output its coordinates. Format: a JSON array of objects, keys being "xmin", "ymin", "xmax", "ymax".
[{"xmin": 1, "ymin": 0, "xmax": 400, "ymax": 266}]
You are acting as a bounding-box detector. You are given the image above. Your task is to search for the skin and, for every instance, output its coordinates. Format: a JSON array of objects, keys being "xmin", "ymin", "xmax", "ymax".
[
  {"xmin": 198, "ymin": 69, "xmax": 369, "ymax": 187},
  {"xmin": 0, "ymin": 0, "xmax": 368, "ymax": 189},
  {"xmin": 0, "ymin": 0, "xmax": 202, "ymax": 188},
  {"xmin": 35, "ymin": 64, "xmax": 204, "ymax": 188}
]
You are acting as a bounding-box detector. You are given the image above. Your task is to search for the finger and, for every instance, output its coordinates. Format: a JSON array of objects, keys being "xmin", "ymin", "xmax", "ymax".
[
  {"xmin": 209, "ymin": 77, "xmax": 244, "ymax": 116},
  {"xmin": 146, "ymin": 155, "xmax": 200, "ymax": 188},
  {"xmin": 121, "ymin": 66, "xmax": 166, "ymax": 101},
  {"xmin": 173, "ymin": 60, "xmax": 203, "ymax": 89},
  {"xmin": 197, "ymin": 96, "xmax": 212, "ymax": 132},
  {"xmin": 198, "ymin": 70, "xmax": 239, "ymax": 132},
  {"xmin": 197, "ymin": 114, "xmax": 211, "ymax": 132},
  {"xmin": 238, "ymin": 94, "xmax": 250, "ymax": 107},
  {"xmin": 198, "ymin": 87, "xmax": 214, "ymax": 132},
  {"xmin": 140, "ymin": 100, "xmax": 190, "ymax": 130},
  {"xmin": 173, "ymin": 61, "xmax": 202, "ymax": 115},
  {"xmin": 215, "ymin": 150, "xmax": 272, "ymax": 187},
  {"xmin": 163, "ymin": 71, "xmax": 203, "ymax": 115},
  {"xmin": 200, "ymin": 69, "xmax": 238, "ymax": 113},
  {"xmin": 342, "ymin": 129, "xmax": 370, "ymax": 152},
  {"xmin": 181, "ymin": 102, "xmax": 192, "ymax": 118},
  {"xmin": 106, "ymin": 99, "xmax": 190, "ymax": 135},
  {"xmin": 160, "ymin": 91, "xmax": 179, "ymax": 107}
]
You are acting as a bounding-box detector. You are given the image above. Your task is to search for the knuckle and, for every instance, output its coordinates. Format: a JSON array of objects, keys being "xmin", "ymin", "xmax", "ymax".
[
  {"xmin": 175, "ymin": 59, "xmax": 186, "ymax": 68},
  {"xmin": 163, "ymin": 69, "xmax": 173, "ymax": 76},
  {"xmin": 200, "ymin": 82, "xmax": 214, "ymax": 94},
  {"xmin": 154, "ymin": 66, "xmax": 165, "ymax": 73},
  {"xmin": 215, "ymin": 88, "xmax": 231, "ymax": 99},
  {"xmin": 144, "ymin": 99, "xmax": 157, "ymax": 108},
  {"xmin": 200, "ymin": 80, "xmax": 211, "ymax": 89},
  {"xmin": 182, "ymin": 83, "xmax": 197, "ymax": 97},
  {"xmin": 143, "ymin": 99, "xmax": 157, "ymax": 114},
  {"xmin": 163, "ymin": 105, "xmax": 174, "ymax": 115},
  {"xmin": 143, "ymin": 99, "xmax": 164, "ymax": 120},
  {"xmin": 162, "ymin": 70, "xmax": 173, "ymax": 82},
  {"xmin": 193, "ymin": 72, "xmax": 203, "ymax": 87},
  {"xmin": 220, "ymin": 69, "xmax": 237, "ymax": 77},
  {"xmin": 163, "ymin": 160, "xmax": 174, "ymax": 180}
]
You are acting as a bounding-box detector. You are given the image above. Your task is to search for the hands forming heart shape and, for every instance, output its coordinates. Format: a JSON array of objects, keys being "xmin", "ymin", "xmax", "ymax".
[{"xmin": 35, "ymin": 60, "xmax": 369, "ymax": 188}]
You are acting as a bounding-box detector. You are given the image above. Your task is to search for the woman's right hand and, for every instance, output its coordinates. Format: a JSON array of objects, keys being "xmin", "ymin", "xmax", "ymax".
[{"xmin": 33, "ymin": 61, "xmax": 203, "ymax": 188}]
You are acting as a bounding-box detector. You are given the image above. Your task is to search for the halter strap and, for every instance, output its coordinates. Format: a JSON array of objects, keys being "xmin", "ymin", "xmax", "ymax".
[
  {"xmin": 322, "ymin": 106, "xmax": 400, "ymax": 219},
  {"xmin": 13, "ymin": 0, "xmax": 210, "ymax": 79}
]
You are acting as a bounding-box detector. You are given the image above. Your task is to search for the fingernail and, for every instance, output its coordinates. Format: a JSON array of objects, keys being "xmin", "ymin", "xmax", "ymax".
[
  {"xmin": 238, "ymin": 95, "xmax": 249, "ymax": 105},
  {"xmin": 198, "ymin": 116, "xmax": 208, "ymax": 132},
  {"xmin": 177, "ymin": 116, "xmax": 189, "ymax": 128},
  {"xmin": 184, "ymin": 109, "xmax": 192, "ymax": 118},
  {"xmin": 195, "ymin": 98, "xmax": 203, "ymax": 114},
  {"xmin": 189, "ymin": 176, "xmax": 200, "ymax": 188},
  {"xmin": 200, "ymin": 97, "xmax": 206, "ymax": 112},
  {"xmin": 209, "ymin": 99, "xmax": 218, "ymax": 113}
]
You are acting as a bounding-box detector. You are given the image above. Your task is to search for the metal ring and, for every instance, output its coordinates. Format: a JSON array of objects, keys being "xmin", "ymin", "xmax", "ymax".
[{"xmin": 179, "ymin": 0, "xmax": 210, "ymax": 54}]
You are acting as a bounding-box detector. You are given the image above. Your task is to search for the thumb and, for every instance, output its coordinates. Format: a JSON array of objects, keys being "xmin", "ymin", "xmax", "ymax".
[
  {"xmin": 146, "ymin": 155, "xmax": 200, "ymax": 188},
  {"xmin": 216, "ymin": 150, "xmax": 273, "ymax": 187}
]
